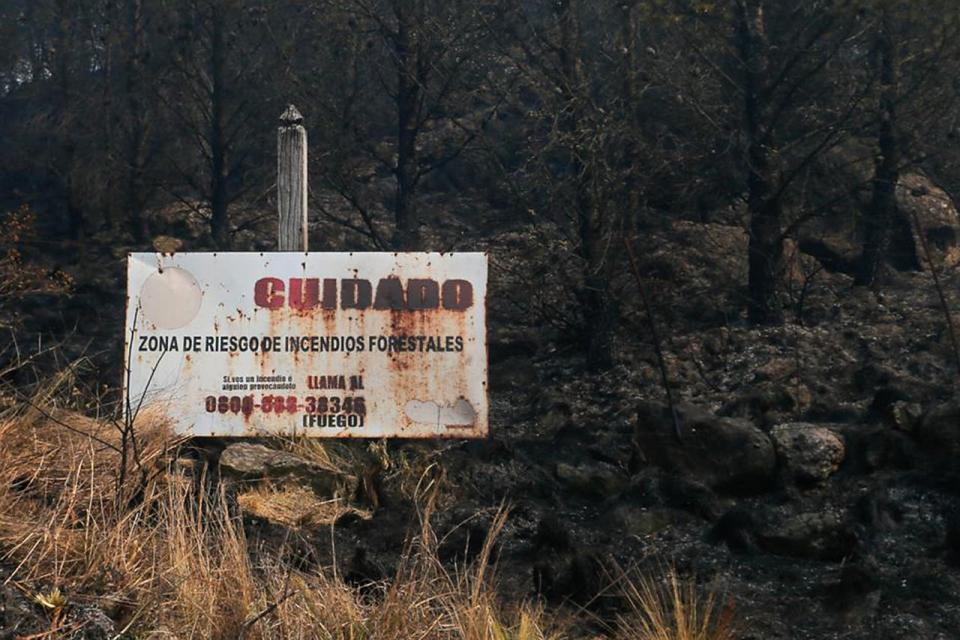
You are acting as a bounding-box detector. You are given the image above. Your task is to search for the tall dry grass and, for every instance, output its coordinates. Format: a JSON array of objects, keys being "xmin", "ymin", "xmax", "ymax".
[
  {"xmin": 0, "ymin": 391, "xmax": 567, "ymax": 638},
  {"xmin": 612, "ymin": 565, "xmax": 737, "ymax": 640},
  {"xmin": 0, "ymin": 376, "xmax": 738, "ymax": 639}
]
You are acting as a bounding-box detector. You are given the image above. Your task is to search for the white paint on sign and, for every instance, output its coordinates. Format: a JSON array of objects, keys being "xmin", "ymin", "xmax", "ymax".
[
  {"xmin": 139, "ymin": 267, "xmax": 203, "ymax": 330},
  {"xmin": 124, "ymin": 252, "xmax": 488, "ymax": 438}
]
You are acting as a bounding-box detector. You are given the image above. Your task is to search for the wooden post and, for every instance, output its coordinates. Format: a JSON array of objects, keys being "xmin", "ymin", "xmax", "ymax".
[{"xmin": 278, "ymin": 104, "xmax": 308, "ymax": 251}]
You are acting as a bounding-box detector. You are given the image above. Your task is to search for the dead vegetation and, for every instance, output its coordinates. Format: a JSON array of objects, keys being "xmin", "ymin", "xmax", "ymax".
[
  {"xmin": 0, "ymin": 370, "xmax": 736, "ymax": 639},
  {"xmin": 613, "ymin": 566, "xmax": 737, "ymax": 640}
]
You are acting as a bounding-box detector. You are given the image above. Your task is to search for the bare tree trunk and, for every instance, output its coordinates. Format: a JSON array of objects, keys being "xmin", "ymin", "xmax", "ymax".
[
  {"xmin": 393, "ymin": 0, "xmax": 421, "ymax": 250},
  {"xmin": 54, "ymin": 0, "xmax": 85, "ymax": 243},
  {"xmin": 556, "ymin": 0, "xmax": 617, "ymax": 369},
  {"xmin": 209, "ymin": 4, "xmax": 230, "ymax": 249},
  {"xmin": 737, "ymin": 0, "xmax": 783, "ymax": 325},
  {"xmin": 124, "ymin": 0, "xmax": 151, "ymax": 244},
  {"xmin": 619, "ymin": 0, "xmax": 642, "ymax": 231},
  {"xmin": 856, "ymin": 8, "xmax": 900, "ymax": 286}
]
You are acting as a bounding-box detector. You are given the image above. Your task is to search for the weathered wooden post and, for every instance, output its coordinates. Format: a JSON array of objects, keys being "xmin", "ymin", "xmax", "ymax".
[{"xmin": 278, "ymin": 104, "xmax": 308, "ymax": 251}]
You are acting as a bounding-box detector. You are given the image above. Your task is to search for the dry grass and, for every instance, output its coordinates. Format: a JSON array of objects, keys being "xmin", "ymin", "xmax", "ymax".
[
  {"xmin": 0, "ymin": 396, "xmax": 567, "ymax": 638},
  {"xmin": 613, "ymin": 565, "xmax": 736, "ymax": 640},
  {"xmin": 0, "ymin": 380, "xmax": 738, "ymax": 639}
]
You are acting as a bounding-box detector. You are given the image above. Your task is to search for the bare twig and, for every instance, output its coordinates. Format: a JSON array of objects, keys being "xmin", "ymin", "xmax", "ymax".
[
  {"xmin": 238, "ymin": 590, "xmax": 296, "ymax": 639},
  {"xmin": 908, "ymin": 207, "xmax": 960, "ymax": 373},
  {"xmin": 624, "ymin": 237, "xmax": 682, "ymax": 442}
]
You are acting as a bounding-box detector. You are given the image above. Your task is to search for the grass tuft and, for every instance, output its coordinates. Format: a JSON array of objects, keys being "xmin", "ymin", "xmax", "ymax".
[{"xmin": 613, "ymin": 565, "xmax": 736, "ymax": 640}]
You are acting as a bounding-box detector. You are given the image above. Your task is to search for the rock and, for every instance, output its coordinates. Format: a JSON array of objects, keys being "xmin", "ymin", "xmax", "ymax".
[
  {"xmin": 220, "ymin": 442, "xmax": 311, "ymax": 476},
  {"xmin": 757, "ymin": 511, "xmax": 859, "ymax": 561},
  {"xmin": 946, "ymin": 513, "xmax": 960, "ymax": 565},
  {"xmin": 855, "ymin": 490, "xmax": 904, "ymax": 532},
  {"xmin": 634, "ymin": 401, "xmax": 776, "ymax": 493},
  {"xmin": 720, "ymin": 383, "xmax": 800, "ymax": 427},
  {"xmin": 219, "ymin": 442, "xmax": 359, "ymax": 499},
  {"xmin": 236, "ymin": 485, "xmax": 370, "ymax": 529},
  {"xmin": 606, "ymin": 505, "xmax": 679, "ymax": 537},
  {"xmin": 555, "ymin": 461, "xmax": 628, "ymax": 497},
  {"xmin": 863, "ymin": 369, "xmax": 935, "ymax": 423},
  {"xmin": 839, "ymin": 425, "xmax": 917, "ymax": 472},
  {"xmin": 801, "ymin": 150, "xmax": 960, "ymax": 273},
  {"xmin": 344, "ymin": 547, "xmax": 384, "ymax": 589},
  {"xmin": 657, "ymin": 473, "xmax": 724, "ymax": 520},
  {"xmin": 853, "ymin": 362, "xmax": 908, "ymax": 394},
  {"xmin": 771, "ymin": 423, "xmax": 845, "ymax": 484},
  {"xmin": 897, "ymin": 173, "xmax": 960, "ymax": 271},
  {"xmin": 532, "ymin": 550, "xmax": 606, "ymax": 604},
  {"xmin": 0, "ymin": 581, "xmax": 47, "ymax": 637},
  {"xmin": 64, "ymin": 604, "xmax": 116, "ymax": 640},
  {"xmin": 887, "ymin": 401, "xmax": 923, "ymax": 432},
  {"xmin": 666, "ymin": 221, "xmax": 812, "ymax": 288},
  {"xmin": 710, "ymin": 507, "xmax": 760, "ymax": 553},
  {"xmin": 825, "ymin": 556, "xmax": 882, "ymax": 626},
  {"xmin": 916, "ymin": 399, "xmax": 960, "ymax": 458},
  {"xmin": 532, "ymin": 515, "xmax": 572, "ymax": 553},
  {"xmin": 438, "ymin": 522, "xmax": 490, "ymax": 564},
  {"xmin": 797, "ymin": 235, "xmax": 858, "ymax": 275}
]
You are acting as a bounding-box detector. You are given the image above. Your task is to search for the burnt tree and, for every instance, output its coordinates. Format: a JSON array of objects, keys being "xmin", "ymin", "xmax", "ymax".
[
  {"xmin": 856, "ymin": 4, "xmax": 900, "ymax": 286},
  {"xmin": 735, "ymin": 0, "xmax": 783, "ymax": 324}
]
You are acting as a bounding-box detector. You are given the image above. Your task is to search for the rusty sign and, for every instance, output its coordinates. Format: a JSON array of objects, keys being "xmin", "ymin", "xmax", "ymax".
[{"xmin": 124, "ymin": 252, "xmax": 488, "ymax": 438}]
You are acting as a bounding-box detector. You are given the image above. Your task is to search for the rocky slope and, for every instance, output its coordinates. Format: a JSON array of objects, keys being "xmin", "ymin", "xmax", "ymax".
[
  {"xmin": 163, "ymin": 222, "xmax": 960, "ymax": 639},
  {"xmin": 6, "ymin": 182, "xmax": 960, "ymax": 638}
]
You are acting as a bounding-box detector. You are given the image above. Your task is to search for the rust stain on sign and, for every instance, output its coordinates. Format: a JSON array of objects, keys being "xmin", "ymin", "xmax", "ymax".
[{"xmin": 124, "ymin": 252, "xmax": 488, "ymax": 438}]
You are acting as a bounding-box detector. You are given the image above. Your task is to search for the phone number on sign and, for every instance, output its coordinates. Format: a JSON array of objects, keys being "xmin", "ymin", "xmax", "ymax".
[{"xmin": 203, "ymin": 395, "xmax": 366, "ymax": 416}]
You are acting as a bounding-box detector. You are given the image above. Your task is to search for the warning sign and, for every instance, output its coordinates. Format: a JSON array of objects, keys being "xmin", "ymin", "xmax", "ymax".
[{"xmin": 124, "ymin": 252, "xmax": 488, "ymax": 438}]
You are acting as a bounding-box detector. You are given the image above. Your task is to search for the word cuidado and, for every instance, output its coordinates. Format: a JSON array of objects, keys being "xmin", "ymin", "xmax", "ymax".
[{"xmin": 254, "ymin": 277, "xmax": 474, "ymax": 312}]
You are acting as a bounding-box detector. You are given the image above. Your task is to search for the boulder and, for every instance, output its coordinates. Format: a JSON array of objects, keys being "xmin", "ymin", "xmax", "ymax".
[
  {"xmin": 555, "ymin": 461, "xmax": 628, "ymax": 497},
  {"xmin": 896, "ymin": 173, "xmax": 960, "ymax": 271},
  {"xmin": 532, "ymin": 549, "xmax": 607, "ymax": 604},
  {"xmin": 634, "ymin": 401, "xmax": 776, "ymax": 493},
  {"xmin": 916, "ymin": 398, "xmax": 960, "ymax": 457},
  {"xmin": 757, "ymin": 511, "xmax": 859, "ymax": 561},
  {"xmin": 720, "ymin": 383, "xmax": 803, "ymax": 427},
  {"xmin": 236, "ymin": 485, "xmax": 370, "ymax": 529},
  {"xmin": 63, "ymin": 604, "xmax": 116, "ymax": 640},
  {"xmin": 219, "ymin": 442, "xmax": 359, "ymax": 499},
  {"xmin": 657, "ymin": 473, "xmax": 724, "ymax": 520},
  {"xmin": 665, "ymin": 221, "xmax": 812, "ymax": 289},
  {"xmin": 803, "ymin": 142, "xmax": 960, "ymax": 273},
  {"xmin": 855, "ymin": 362, "xmax": 935, "ymax": 411},
  {"xmin": 606, "ymin": 505, "xmax": 681, "ymax": 537},
  {"xmin": 710, "ymin": 507, "xmax": 761, "ymax": 553},
  {"xmin": 863, "ymin": 428, "xmax": 917, "ymax": 471},
  {"xmin": 800, "ymin": 170, "xmax": 960, "ymax": 273},
  {"xmin": 771, "ymin": 423, "xmax": 845, "ymax": 484},
  {"xmin": 825, "ymin": 556, "xmax": 882, "ymax": 626},
  {"xmin": 886, "ymin": 400, "xmax": 923, "ymax": 432}
]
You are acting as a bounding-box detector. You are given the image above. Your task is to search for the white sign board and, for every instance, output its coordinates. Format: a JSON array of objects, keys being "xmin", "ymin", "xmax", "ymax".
[{"xmin": 124, "ymin": 252, "xmax": 487, "ymax": 438}]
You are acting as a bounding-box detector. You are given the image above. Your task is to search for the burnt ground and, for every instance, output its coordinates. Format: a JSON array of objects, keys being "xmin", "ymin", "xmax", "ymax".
[
  {"xmin": 314, "ymin": 263, "xmax": 960, "ymax": 640},
  {"xmin": 5, "ymin": 204, "xmax": 960, "ymax": 638}
]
